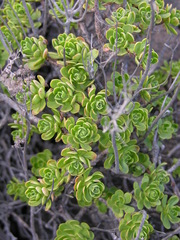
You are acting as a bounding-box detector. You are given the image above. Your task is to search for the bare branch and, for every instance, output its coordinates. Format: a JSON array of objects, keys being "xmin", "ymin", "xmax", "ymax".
[
  {"xmin": 49, "ymin": 0, "xmax": 66, "ymax": 16},
  {"xmin": 30, "ymin": 207, "xmax": 38, "ymax": 240},
  {"xmin": 71, "ymin": 0, "xmax": 85, "ymax": 15},
  {"xmin": 134, "ymin": 210, "xmax": 147, "ymax": 240},
  {"xmin": 133, "ymin": 0, "xmax": 155, "ymax": 97},
  {"xmin": 161, "ymin": 226, "xmax": 180, "ymax": 240},
  {"xmin": 7, "ymin": 0, "xmax": 26, "ymax": 37},
  {"xmin": 42, "ymin": 0, "xmax": 49, "ymax": 35},
  {"xmin": 0, "ymin": 93, "xmax": 39, "ymax": 124},
  {"xmin": 168, "ymin": 159, "xmax": 180, "ymax": 173},
  {"xmin": 123, "ymin": 0, "xmax": 127, "ymax": 9},
  {"xmin": 0, "ymin": 29, "xmax": 12, "ymax": 54},
  {"xmin": 21, "ymin": 0, "xmax": 38, "ymax": 37},
  {"xmin": 112, "ymin": 23, "xmax": 118, "ymax": 104},
  {"xmin": 48, "ymin": 0, "xmax": 65, "ymax": 26},
  {"xmin": 168, "ymin": 144, "xmax": 180, "ymax": 158},
  {"xmin": 71, "ymin": 0, "xmax": 88, "ymax": 23},
  {"xmin": 0, "ymin": 16, "xmax": 21, "ymax": 49},
  {"xmin": 139, "ymin": 73, "xmax": 180, "ymax": 144},
  {"xmin": 111, "ymin": 130, "xmax": 120, "ymax": 174}
]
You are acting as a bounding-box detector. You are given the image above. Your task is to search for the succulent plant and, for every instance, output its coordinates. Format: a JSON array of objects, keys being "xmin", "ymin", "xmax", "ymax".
[
  {"xmin": 25, "ymin": 178, "xmax": 52, "ymax": 210},
  {"xmin": 134, "ymin": 175, "xmax": 164, "ymax": 209},
  {"xmin": 137, "ymin": 2, "xmax": 162, "ymax": 29},
  {"xmin": 104, "ymin": 140, "xmax": 139, "ymax": 174},
  {"xmin": 106, "ymin": 6, "xmax": 136, "ymax": 26},
  {"xmin": 172, "ymin": 158, "xmax": 180, "ymax": 178},
  {"xmin": 118, "ymin": 142, "xmax": 140, "ymax": 174},
  {"xmin": 7, "ymin": 178, "xmax": 28, "ymax": 202},
  {"xmin": 57, "ymin": 148, "xmax": 96, "ymax": 176},
  {"xmin": 130, "ymin": 102, "xmax": 149, "ymax": 132},
  {"xmin": 9, "ymin": 112, "xmax": 38, "ymax": 143},
  {"xmin": 160, "ymin": 5, "xmax": 179, "ymax": 35},
  {"xmin": 37, "ymin": 109, "xmax": 63, "ymax": 142},
  {"xmin": 47, "ymin": 79, "xmax": 85, "ymax": 113},
  {"xmin": 55, "ymin": 220, "xmax": 94, "ymax": 240},
  {"xmin": 2, "ymin": 0, "xmax": 180, "ymax": 238},
  {"xmin": 0, "ymin": 41, "xmax": 9, "ymax": 68},
  {"xmin": 105, "ymin": 3, "xmax": 143, "ymax": 30},
  {"xmin": 156, "ymin": 195, "xmax": 180, "ymax": 229},
  {"xmin": 1, "ymin": 25, "xmax": 23, "ymax": 49},
  {"xmin": 51, "ymin": 33, "xmax": 98, "ymax": 66},
  {"xmin": 60, "ymin": 64, "xmax": 94, "ymax": 91},
  {"xmin": 83, "ymin": 85, "xmax": 107, "ymax": 121},
  {"xmin": 107, "ymin": 190, "xmax": 134, "ymax": 218},
  {"xmin": 49, "ymin": 0, "xmax": 74, "ymax": 19},
  {"xmin": 134, "ymin": 73, "xmax": 158, "ymax": 102},
  {"xmin": 115, "ymin": 115, "xmax": 132, "ymax": 145},
  {"xmin": 119, "ymin": 212, "xmax": 154, "ymax": 240},
  {"xmin": 39, "ymin": 159, "xmax": 65, "ymax": 190},
  {"xmin": 30, "ymin": 149, "xmax": 52, "ymax": 176},
  {"xmin": 26, "ymin": 75, "xmax": 47, "ymax": 115},
  {"xmin": 158, "ymin": 119, "xmax": 178, "ymax": 140},
  {"xmin": 149, "ymin": 164, "xmax": 170, "ymax": 186},
  {"xmin": 133, "ymin": 38, "xmax": 158, "ymax": 69},
  {"xmin": 100, "ymin": 115, "xmax": 132, "ymax": 148},
  {"xmin": 3, "ymin": 1, "xmax": 41, "ymax": 29},
  {"xmin": 62, "ymin": 117, "xmax": 100, "ymax": 150},
  {"xmin": 138, "ymin": 2, "xmax": 152, "ymax": 28},
  {"xmin": 105, "ymin": 25, "xmax": 134, "ymax": 55},
  {"xmin": 74, "ymin": 168, "xmax": 105, "ymax": 206},
  {"xmin": 51, "ymin": 33, "xmax": 75, "ymax": 51},
  {"xmin": 129, "ymin": 152, "xmax": 152, "ymax": 177},
  {"xmin": 168, "ymin": 236, "xmax": 180, "ymax": 240},
  {"xmin": 94, "ymin": 198, "xmax": 108, "ymax": 213},
  {"xmin": 107, "ymin": 71, "xmax": 130, "ymax": 96},
  {"xmin": 21, "ymin": 36, "xmax": 48, "ymax": 70}
]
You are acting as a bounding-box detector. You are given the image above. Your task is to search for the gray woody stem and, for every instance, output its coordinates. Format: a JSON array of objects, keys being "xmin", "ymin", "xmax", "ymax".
[
  {"xmin": 21, "ymin": 0, "xmax": 38, "ymax": 37},
  {"xmin": 135, "ymin": 210, "xmax": 147, "ymax": 240}
]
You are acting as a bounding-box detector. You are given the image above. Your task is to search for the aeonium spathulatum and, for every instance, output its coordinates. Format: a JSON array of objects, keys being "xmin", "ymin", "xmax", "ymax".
[
  {"xmin": 104, "ymin": 140, "xmax": 140, "ymax": 174},
  {"xmin": 55, "ymin": 220, "xmax": 94, "ymax": 240},
  {"xmin": 50, "ymin": 33, "xmax": 99, "ymax": 66},
  {"xmin": 74, "ymin": 167, "xmax": 105, "ymax": 207},
  {"xmin": 30, "ymin": 149, "xmax": 52, "ymax": 176},
  {"xmin": 21, "ymin": 36, "xmax": 48, "ymax": 70},
  {"xmin": 130, "ymin": 102, "xmax": 149, "ymax": 133},
  {"xmin": 9, "ymin": 112, "xmax": 38, "ymax": 143},
  {"xmin": 57, "ymin": 148, "xmax": 96, "ymax": 176},
  {"xmin": 119, "ymin": 212, "xmax": 154, "ymax": 240},
  {"xmin": 107, "ymin": 71, "xmax": 130, "ymax": 96},
  {"xmin": 82, "ymin": 85, "xmax": 107, "ymax": 121},
  {"xmin": 133, "ymin": 38, "xmax": 158, "ymax": 69},
  {"xmin": 134, "ymin": 174, "xmax": 164, "ymax": 210},
  {"xmin": 37, "ymin": 109, "xmax": 63, "ymax": 142},
  {"xmin": 62, "ymin": 117, "xmax": 100, "ymax": 150},
  {"xmin": 3, "ymin": 1, "xmax": 41, "ymax": 29},
  {"xmin": 7, "ymin": 178, "xmax": 28, "ymax": 202},
  {"xmin": 0, "ymin": 41, "xmax": 9, "ymax": 68},
  {"xmin": 47, "ymin": 79, "xmax": 85, "ymax": 114},
  {"xmin": 60, "ymin": 63, "xmax": 94, "ymax": 91},
  {"xmin": 149, "ymin": 163, "xmax": 170, "ymax": 186},
  {"xmin": 26, "ymin": 75, "xmax": 47, "ymax": 115},
  {"xmin": 107, "ymin": 189, "xmax": 134, "ymax": 218},
  {"xmin": 25, "ymin": 178, "xmax": 52, "ymax": 210},
  {"xmin": 105, "ymin": 5, "xmax": 136, "ymax": 27},
  {"xmin": 49, "ymin": 0, "xmax": 74, "ymax": 20},
  {"xmin": 104, "ymin": 25, "xmax": 136, "ymax": 56},
  {"xmin": 157, "ymin": 118, "xmax": 178, "ymax": 140},
  {"xmin": 156, "ymin": 195, "xmax": 180, "ymax": 229},
  {"xmin": 1, "ymin": 25, "xmax": 23, "ymax": 50},
  {"xmin": 39, "ymin": 159, "xmax": 65, "ymax": 191}
]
